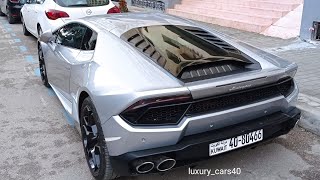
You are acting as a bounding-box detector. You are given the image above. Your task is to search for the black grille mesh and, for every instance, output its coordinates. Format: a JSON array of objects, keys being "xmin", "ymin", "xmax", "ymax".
[
  {"xmin": 138, "ymin": 104, "xmax": 190, "ymax": 124},
  {"xmin": 186, "ymin": 84, "xmax": 280, "ymax": 116},
  {"xmin": 180, "ymin": 61, "xmax": 246, "ymax": 82},
  {"xmin": 277, "ymin": 79, "xmax": 294, "ymax": 97},
  {"xmin": 124, "ymin": 79, "xmax": 294, "ymax": 125}
]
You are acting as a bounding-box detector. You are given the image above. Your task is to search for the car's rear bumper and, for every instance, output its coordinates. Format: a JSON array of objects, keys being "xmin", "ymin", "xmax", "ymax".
[
  {"xmin": 110, "ymin": 107, "xmax": 301, "ymax": 176},
  {"xmin": 7, "ymin": 4, "xmax": 23, "ymax": 18}
]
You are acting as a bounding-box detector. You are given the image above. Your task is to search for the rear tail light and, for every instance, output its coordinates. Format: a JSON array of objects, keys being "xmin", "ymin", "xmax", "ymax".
[
  {"xmin": 9, "ymin": 0, "xmax": 19, "ymax": 3},
  {"xmin": 45, "ymin": 9, "xmax": 69, "ymax": 20},
  {"xmin": 120, "ymin": 95, "xmax": 192, "ymax": 125},
  {"xmin": 107, "ymin": 6, "xmax": 121, "ymax": 14},
  {"xmin": 277, "ymin": 78, "xmax": 294, "ymax": 97}
]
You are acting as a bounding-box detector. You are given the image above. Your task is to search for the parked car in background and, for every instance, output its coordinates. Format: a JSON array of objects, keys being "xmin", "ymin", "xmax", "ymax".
[
  {"xmin": 21, "ymin": 0, "xmax": 120, "ymax": 38},
  {"xmin": 38, "ymin": 13, "xmax": 300, "ymax": 180},
  {"xmin": 0, "ymin": 0, "xmax": 25, "ymax": 24}
]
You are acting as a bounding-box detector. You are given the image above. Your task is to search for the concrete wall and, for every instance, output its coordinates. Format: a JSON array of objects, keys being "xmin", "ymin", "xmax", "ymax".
[
  {"xmin": 300, "ymin": 0, "xmax": 320, "ymax": 40},
  {"xmin": 127, "ymin": 0, "xmax": 181, "ymax": 11}
]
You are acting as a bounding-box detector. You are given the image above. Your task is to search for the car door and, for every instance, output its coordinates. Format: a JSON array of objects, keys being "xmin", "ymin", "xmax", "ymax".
[
  {"xmin": 29, "ymin": 0, "xmax": 44, "ymax": 35},
  {"xmin": 23, "ymin": 0, "xmax": 36, "ymax": 33},
  {"xmin": 46, "ymin": 23, "xmax": 87, "ymax": 100}
]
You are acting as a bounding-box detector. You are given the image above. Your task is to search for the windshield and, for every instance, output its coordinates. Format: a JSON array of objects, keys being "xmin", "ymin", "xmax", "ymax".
[{"xmin": 55, "ymin": 0, "xmax": 109, "ymax": 7}]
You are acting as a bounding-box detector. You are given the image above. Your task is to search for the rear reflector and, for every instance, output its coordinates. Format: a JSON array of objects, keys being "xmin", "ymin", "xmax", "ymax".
[
  {"xmin": 9, "ymin": 0, "xmax": 19, "ymax": 3},
  {"xmin": 45, "ymin": 9, "xmax": 69, "ymax": 20},
  {"xmin": 107, "ymin": 6, "xmax": 121, "ymax": 14}
]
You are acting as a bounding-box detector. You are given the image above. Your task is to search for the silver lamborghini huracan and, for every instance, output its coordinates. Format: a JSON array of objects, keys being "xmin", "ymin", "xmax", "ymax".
[{"xmin": 38, "ymin": 13, "xmax": 301, "ymax": 180}]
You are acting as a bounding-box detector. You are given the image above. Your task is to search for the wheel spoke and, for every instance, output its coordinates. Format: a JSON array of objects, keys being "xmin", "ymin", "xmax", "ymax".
[
  {"xmin": 88, "ymin": 146, "xmax": 101, "ymax": 171},
  {"xmin": 81, "ymin": 104, "xmax": 102, "ymax": 173}
]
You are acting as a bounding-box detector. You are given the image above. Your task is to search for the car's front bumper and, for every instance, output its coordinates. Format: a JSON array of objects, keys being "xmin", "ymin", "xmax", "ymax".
[{"xmin": 110, "ymin": 107, "xmax": 300, "ymax": 176}]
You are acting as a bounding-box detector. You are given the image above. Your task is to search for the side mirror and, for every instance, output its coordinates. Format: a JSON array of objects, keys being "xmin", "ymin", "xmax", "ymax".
[{"xmin": 39, "ymin": 31, "xmax": 52, "ymax": 43}]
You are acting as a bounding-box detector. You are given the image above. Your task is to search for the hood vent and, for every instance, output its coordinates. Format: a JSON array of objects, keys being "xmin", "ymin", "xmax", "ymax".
[
  {"xmin": 121, "ymin": 25, "xmax": 260, "ymax": 83},
  {"xmin": 183, "ymin": 27, "xmax": 239, "ymax": 54},
  {"xmin": 179, "ymin": 61, "xmax": 249, "ymax": 82}
]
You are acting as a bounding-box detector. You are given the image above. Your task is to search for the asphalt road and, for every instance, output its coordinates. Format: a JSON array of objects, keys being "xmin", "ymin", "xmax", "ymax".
[{"xmin": 0, "ymin": 16, "xmax": 320, "ymax": 180}]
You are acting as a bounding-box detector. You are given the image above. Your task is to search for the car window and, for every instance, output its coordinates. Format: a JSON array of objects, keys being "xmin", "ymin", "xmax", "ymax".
[
  {"xmin": 81, "ymin": 28, "xmax": 97, "ymax": 50},
  {"xmin": 20, "ymin": 0, "xmax": 27, "ymax": 4},
  {"xmin": 55, "ymin": 0, "xmax": 109, "ymax": 7},
  {"xmin": 25, "ymin": 0, "xmax": 36, "ymax": 4},
  {"xmin": 55, "ymin": 23, "xmax": 87, "ymax": 49}
]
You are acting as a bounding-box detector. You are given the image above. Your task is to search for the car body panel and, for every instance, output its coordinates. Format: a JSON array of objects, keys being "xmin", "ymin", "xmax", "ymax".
[{"xmin": 39, "ymin": 13, "xmax": 299, "ymax": 158}]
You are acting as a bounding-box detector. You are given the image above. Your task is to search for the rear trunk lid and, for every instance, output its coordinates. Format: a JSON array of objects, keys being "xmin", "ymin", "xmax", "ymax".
[
  {"xmin": 120, "ymin": 25, "xmax": 290, "ymax": 99},
  {"xmin": 54, "ymin": 0, "xmax": 115, "ymax": 22}
]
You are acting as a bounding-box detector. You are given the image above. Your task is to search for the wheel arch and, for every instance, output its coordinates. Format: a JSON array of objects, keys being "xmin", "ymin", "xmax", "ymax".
[
  {"xmin": 78, "ymin": 91, "xmax": 90, "ymax": 121},
  {"xmin": 37, "ymin": 23, "xmax": 41, "ymax": 29}
]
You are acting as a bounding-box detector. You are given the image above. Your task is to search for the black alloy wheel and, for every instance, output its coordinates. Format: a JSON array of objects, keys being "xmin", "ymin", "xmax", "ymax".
[
  {"xmin": 21, "ymin": 16, "xmax": 30, "ymax": 36},
  {"xmin": 80, "ymin": 97, "xmax": 118, "ymax": 180},
  {"xmin": 38, "ymin": 45, "xmax": 49, "ymax": 87},
  {"xmin": 81, "ymin": 104, "xmax": 101, "ymax": 174}
]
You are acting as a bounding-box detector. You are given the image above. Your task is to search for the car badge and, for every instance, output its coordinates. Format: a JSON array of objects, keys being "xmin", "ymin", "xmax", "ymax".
[{"xmin": 86, "ymin": 9, "xmax": 92, "ymax": 15}]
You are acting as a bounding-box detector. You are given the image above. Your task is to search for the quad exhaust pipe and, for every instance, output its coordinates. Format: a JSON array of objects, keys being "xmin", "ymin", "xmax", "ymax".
[
  {"xmin": 133, "ymin": 156, "xmax": 176, "ymax": 174},
  {"xmin": 155, "ymin": 156, "xmax": 176, "ymax": 172},
  {"xmin": 132, "ymin": 159, "xmax": 154, "ymax": 174}
]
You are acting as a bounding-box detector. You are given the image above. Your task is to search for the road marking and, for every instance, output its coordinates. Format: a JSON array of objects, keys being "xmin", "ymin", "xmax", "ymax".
[
  {"xmin": 24, "ymin": 67, "xmax": 30, "ymax": 77},
  {"xmin": 40, "ymin": 96, "xmax": 47, "ymax": 106},
  {"xmin": 11, "ymin": 33, "xmax": 16, "ymax": 36},
  {"xmin": 19, "ymin": 46, "xmax": 27, "ymax": 52},
  {"xmin": 10, "ymin": 46, "xmax": 19, "ymax": 51},
  {"xmin": 63, "ymin": 109, "xmax": 75, "ymax": 127},
  {"xmin": 25, "ymin": 55, "xmax": 36, "ymax": 64},
  {"xmin": 5, "ymin": 27, "xmax": 12, "ymax": 32},
  {"xmin": 14, "ymin": 39, "xmax": 21, "ymax": 43},
  {"xmin": 47, "ymin": 88, "xmax": 57, "ymax": 97},
  {"xmin": 34, "ymin": 67, "xmax": 40, "ymax": 77},
  {"xmin": 8, "ymin": 39, "xmax": 15, "ymax": 45}
]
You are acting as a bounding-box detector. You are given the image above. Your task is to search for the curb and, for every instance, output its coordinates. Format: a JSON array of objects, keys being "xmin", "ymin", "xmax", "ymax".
[{"xmin": 297, "ymin": 94, "xmax": 320, "ymax": 136}]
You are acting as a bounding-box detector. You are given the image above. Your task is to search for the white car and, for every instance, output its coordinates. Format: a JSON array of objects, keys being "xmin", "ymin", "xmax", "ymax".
[{"xmin": 20, "ymin": 0, "xmax": 120, "ymax": 37}]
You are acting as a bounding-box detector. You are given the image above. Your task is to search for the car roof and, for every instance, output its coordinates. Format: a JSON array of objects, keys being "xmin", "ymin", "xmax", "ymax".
[{"xmin": 80, "ymin": 12, "xmax": 196, "ymax": 37}]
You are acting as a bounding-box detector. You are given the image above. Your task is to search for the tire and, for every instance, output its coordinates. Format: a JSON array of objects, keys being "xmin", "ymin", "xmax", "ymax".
[
  {"xmin": 37, "ymin": 26, "xmax": 42, "ymax": 38},
  {"xmin": 21, "ymin": 16, "xmax": 31, "ymax": 36},
  {"xmin": 8, "ymin": 13, "xmax": 15, "ymax": 24},
  {"xmin": 38, "ymin": 45, "xmax": 50, "ymax": 87},
  {"xmin": 80, "ymin": 97, "xmax": 119, "ymax": 180},
  {"xmin": 0, "ymin": 7, "xmax": 5, "ymax": 16}
]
